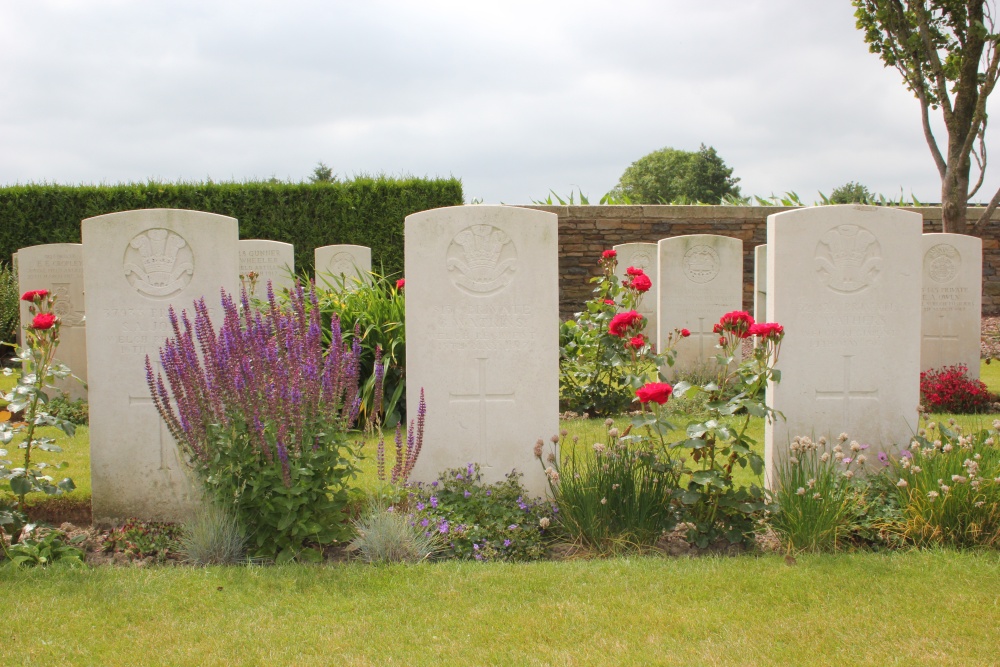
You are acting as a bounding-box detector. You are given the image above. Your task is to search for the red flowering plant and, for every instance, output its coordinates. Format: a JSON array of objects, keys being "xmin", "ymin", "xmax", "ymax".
[
  {"xmin": 559, "ymin": 250, "xmax": 676, "ymax": 415},
  {"xmin": 0, "ymin": 290, "xmax": 79, "ymax": 555},
  {"xmin": 919, "ymin": 364, "xmax": 995, "ymax": 414},
  {"xmin": 629, "ymin": 310, "xmax": 785, "ymax": 548}
]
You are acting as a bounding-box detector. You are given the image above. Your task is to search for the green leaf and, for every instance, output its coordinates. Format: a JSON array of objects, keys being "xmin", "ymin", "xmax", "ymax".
[
  {"xmin": 691, "ymin": 470, "xmax": 717, "ymax": 486},
  {"xmin": 9, "ymin": 474, "xmax": 32, "ymax": 497},
  {"xmin": 58, "ymin": 478, "xmax": 76, "ymax": 492}
]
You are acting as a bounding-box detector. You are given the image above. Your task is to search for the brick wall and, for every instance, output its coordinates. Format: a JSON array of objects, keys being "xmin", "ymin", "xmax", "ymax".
[{"xmin": 522, "ymin": 205, "xmax": 1000, "ymax": 321}]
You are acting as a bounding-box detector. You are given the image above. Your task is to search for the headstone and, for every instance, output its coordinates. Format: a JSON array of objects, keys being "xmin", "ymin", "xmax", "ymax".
[
  {"xmin": 239, "ymin": 239, "xmax": 295, "ymax": 296},
  {"xmin": 765, "ymin": 205, "xmax": 922, "ymax": 486},
  {"xmin": 16, "ymin": 244, "xmax": 88, "ymax": 400},
  {"xmin": 754, "ymin": 244, "xmax": 767, "ymax": 324},
  {"xmin": 314, "ymin": 244, "xmax": 371, "ymax": 289},
  {"xmin": 657, "ymin": 234, "xmax": 743, "ymax": 375},
  {"xmin": 613, "ymin": 242, "xmax": 658, "ymax": 346},
  {"xmin": 83, "ymin": 209, "xmax": 239, "ymax": 524},
  {"xmin": 921, "ymin": 233, "xmax": 982, "ymax": 378},
  {"xmin": 405, "ymin": 205, "xmax": 557, "ymax": 496}
]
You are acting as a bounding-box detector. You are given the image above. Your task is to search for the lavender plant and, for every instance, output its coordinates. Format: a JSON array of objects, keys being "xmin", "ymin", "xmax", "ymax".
[{"xmin": 147, "ymin": 282, "xmax": 372, "ymax": 563}]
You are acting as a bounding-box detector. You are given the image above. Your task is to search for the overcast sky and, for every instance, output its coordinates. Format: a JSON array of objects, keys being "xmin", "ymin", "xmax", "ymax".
[{"xmin": 1, "ymin": 0, "xmax": 993, "ymax": 205}]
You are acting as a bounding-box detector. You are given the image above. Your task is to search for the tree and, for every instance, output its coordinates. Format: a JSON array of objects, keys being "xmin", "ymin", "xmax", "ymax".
[
  {"xmin": 854, "ymin": 1, "xmax": 1000, "ymax": 234},
  {"xmin": 612, "ymin": 144, "xmax": 741, "ymax": 204},
  {"xmin": 829, "ymin": 181, "xmax": 874, "ymax": 203},
  {"xmin": 309, "ymin": 161, "xmax": 336, "ymax": 184}
]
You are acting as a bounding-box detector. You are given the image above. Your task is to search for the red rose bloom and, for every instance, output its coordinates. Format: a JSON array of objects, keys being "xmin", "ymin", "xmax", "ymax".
[
  {"xmin": 21, "ymin": 289, "xmax": 50, "ymax": 302},
  {"xmin": 627, "ymin": 274, "xmax": 652, "ymax": 293},
  {"xmin": 396, "ymin": 278, "xmax": 405, "ymax": 290},
  {"xmin": 680, "ymin": 328, "xmax": 691, "ymax": 337},
  {"xmin": 748, "ymin": 322, "xmax": 784, "ymax": 341},
  {"xmin": 626, "ymin": 266, "xmax": 644, "ymax": 277},
  {"xmin": 717, "ymin": 311, "xmax": 755, "ymax": 338},
  {"xmin": 31, "ymin": 312, "xmax": 57, "ymax": 330},
  {"xmin": 627, "ymin": 334, "xmax": 646, "ymax": 350},
  {"xmin": 602, "ymin": 249, "xmax": 617, "ymax": 259},
  {"xmin": 608, "ymin": 310, "xmax": 643, "ymax": 337},
  {"xmin": 636, "ymin": 382, "xmax": 673, "ymax": 405},
  {"xmin": 719, "ymin": 336, "xmax": 727, "ymax": 346},
  {"xmin": 603, "ymin": 299, "xmax": 615, "ymax": 306}
]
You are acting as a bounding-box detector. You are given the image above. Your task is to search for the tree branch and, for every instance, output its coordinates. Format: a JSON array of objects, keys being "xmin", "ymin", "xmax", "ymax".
[
  {"xmin": 911, "ymin": 1, "xmax": 955, "ymax": 123},
  {"xmin": 973, "ymin": 182, "xmax": 1000, "ymax": 228}
]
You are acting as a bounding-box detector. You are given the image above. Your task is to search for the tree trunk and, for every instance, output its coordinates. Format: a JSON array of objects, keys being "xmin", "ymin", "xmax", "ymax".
[{"xmin": 941, "ymin": 182, "xmax": 969, "ymax": 235}]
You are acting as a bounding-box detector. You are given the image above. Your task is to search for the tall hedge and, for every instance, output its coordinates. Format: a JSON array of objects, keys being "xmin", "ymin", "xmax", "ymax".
[{"xmin": 0, "ymin": 177, "xmax": 464, "ymax": 277}]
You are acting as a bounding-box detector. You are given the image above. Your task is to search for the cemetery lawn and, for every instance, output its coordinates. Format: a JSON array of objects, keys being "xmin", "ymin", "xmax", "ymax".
[{"xmin": 1, "ymin": 550, "xmax": 998, "ymax": 666}]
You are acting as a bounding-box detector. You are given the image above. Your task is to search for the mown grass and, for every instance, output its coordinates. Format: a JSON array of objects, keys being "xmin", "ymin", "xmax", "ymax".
[{"xmin": 1, "ymin": 550, "xmax": 998, "ymax": 666}]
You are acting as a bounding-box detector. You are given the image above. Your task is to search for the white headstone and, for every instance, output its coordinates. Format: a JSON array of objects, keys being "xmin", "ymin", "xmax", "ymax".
[
  {"xmin": 314, "ymin": 244, "xmax": 371, "ymax": 289},
  {"xmin": 765, "ymin": 205, "xmax": 922, "ymax": 486},
  {"xmin": 405, "ymin": 205, "xmax": 557, "ymax": 496},
  {"xmin": 754, "ymin": 244, "xmax": 767, "ymax": 324},
  {"xmin": 239, "ymin": 239, "xmax": 295, "ymax": 296},
  {"xmin": 921, "ymin": 233, "xmax": 983, "ymax": 379},
  {"xmin": 613, "ymin": 242, "xmax": 658, "ymax": 346},
  {"xmin": 83, "ymin": 209, "xmax": 239, "ymax": 524},
  {"xmin": 16, "ymin": 244, "xmax": 88, "ymax": 401},
  {"xmin": 657, "ymin": 234, "xmax": 743, "ymax": 375}
]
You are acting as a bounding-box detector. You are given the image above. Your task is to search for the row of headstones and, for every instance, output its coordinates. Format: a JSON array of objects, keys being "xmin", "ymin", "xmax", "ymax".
[
  {"xmin": 11, "ymin": 240, "xmax": 376, "ymax": 401},
  {"xmin": 615, "ymin": 231, "xmax": 981, "ymax": 381},
  {"xmin": 14, "ymin": 205, "xmax": 980, "ymax": 524}
]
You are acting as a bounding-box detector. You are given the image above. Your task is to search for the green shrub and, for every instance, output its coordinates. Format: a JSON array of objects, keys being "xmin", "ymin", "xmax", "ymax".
[
  {"xmin": 0, "ymin": 262, "xmax": 17, "ymax": 350},
  {"xmin": 540, "ymin": 424, "xmax": 679, "ymax": 553},
  {"xmin": 178, "ymin": 503, "xmax": 247, "ymax": 566},
  {"xmin": 888, "ymin": 416, "xmax": 1000, "ymax": 548},
  {"xmin": 348, "ymin": 501, "xmax": 439, "ymax": 564},
  {"xmin": 1, "ymin": 525, "xmax": 84, "ymax": 567},
  {"xmin": 45, "ymin": 395, "xmax": 89, "ymax": 425},
  {"xmin": 0, "ymin": 177, "xmax": 463, "ymax": 278},
  {"xmin": 313, "ymin": 269, "xmax": 405, "ymax": 427},
  {"xmin": 409, "ymin": 464, "xmax": 554, "ymax": 562}
]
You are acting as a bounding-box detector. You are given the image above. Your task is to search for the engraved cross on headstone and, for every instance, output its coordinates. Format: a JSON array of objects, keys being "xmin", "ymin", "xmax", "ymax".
[
  {"xmin": 923, "ymin": 313, "xmax": 958, "ymax": 350},
  {"xmin": 689, "ymin": 317, "xmax": 717, "ymax": 361},
  {"xmin": 815, "ymin": 355, "xmax": 879, "ymax": 430},
  {"xmin": 128, "ymin": 392, "xmax": 177, "ymax": 472},
  {"xmin": 449, "ymin": 355, "xmax": 515, "ymax": 467}
]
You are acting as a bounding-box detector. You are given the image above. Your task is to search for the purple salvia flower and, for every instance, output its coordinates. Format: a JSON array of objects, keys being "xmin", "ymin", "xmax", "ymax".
[
  {"xmin": 376, "ymin": 433, "xmax": 386, "ymax": 482},
  {"xmin": 372, "ymin": 344, "xmax": 385, "ymax": 424}
]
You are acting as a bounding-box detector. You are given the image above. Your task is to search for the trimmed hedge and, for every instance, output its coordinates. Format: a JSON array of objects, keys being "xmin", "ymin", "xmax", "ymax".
[{"xmin": 0, "ymin": 177, "xmax": 464, "ymax": 277}]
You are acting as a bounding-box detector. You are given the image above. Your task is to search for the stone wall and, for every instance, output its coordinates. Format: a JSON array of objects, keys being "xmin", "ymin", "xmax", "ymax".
[{"xmin": 523, "ymin": 205, "xmax": 1000, "ymax": 320}]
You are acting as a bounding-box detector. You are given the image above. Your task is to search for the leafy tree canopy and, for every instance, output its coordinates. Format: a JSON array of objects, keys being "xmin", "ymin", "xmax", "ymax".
[
  {"xmin": 854, "ymin": 0, "xmax": 1000, "ymax": 233},
  {"xmin": 612, "ymin": 144, "xmax": 741, "ymax": 204},
  {"xmin": 829, "ymin": 181, "xmax": 874, "ymax": 204}
]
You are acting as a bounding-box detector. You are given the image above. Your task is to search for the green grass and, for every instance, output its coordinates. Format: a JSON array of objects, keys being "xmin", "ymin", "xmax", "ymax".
[{"xmin": 1, "ymin": 551, "xmax": 998, "ymax": 666}]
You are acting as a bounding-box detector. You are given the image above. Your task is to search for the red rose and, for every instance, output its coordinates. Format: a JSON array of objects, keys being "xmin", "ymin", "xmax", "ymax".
[
  {"xmin": 719, "ymin": 336, "xmax": 727, "ymax": 346},
  {"xmin": 680, "ymin": 328, "xmax": 691, "ymax": 337},
  {"xmin": 626, "ymin": 266, "xmax": 644, "ymax": 277},
  {"xmin": 717, "ymin": 311, "xmax": 755, "ymax": 338},
  {"xmin": 396, "ymin": 278, "xmax": 405, "ymax": 290},
  {"xmin": 748, "ymin": 322, "xmax": 784, "ymax": 341},
  {"xmin": 31, "ymin": 312, "xmax": 57, "ymax": 330},
  {"xmin": 603, "ymin": 299, "xmax": 615, "ymax": 306},
  {"xmin": 21, "ymin": 289, "xmax": 49, "ymax": 302},
  {"xmin": 627, "ymin": 334, "xmax": 646, "ymax": 350},
  {"xmin": 636, "ymin": 382, "xmax": 673, "ymax": 405},
  {"xmin": 627, "ymin": 274, "xmax": 652, "ymax": 293},
  {"xmin": 602, "ymin": 249, "xmax": 617, "ymax": 259},
  {"xmin": 608, "ymin": 310, "xmax": 643, "ymax": 337}
]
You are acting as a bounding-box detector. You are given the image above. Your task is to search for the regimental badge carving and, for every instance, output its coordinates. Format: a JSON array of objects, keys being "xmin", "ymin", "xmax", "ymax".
[
  {"xmin": 814, "ymin": 224, "xmax": 881, "ymax": 294},
  {"xmin": 51, "ymin": 283, "xmax": 85, "ymax": 327},
  {"xmin": 123, "ymin": 229, "xmax": 194, "ymax": 298},
  {"xmin": 925, "ymin": 243, "xmax": 961, "ymax": 284},
  {"xmin": 630, "ymin": 250, "xmax": 654, "ymax": 272},
  {"xmin": 683, "ymin": 245, "xmax": 720, "ymax": 283},
  {"xmin": 447, "ymin": 224, "xmax": 517, "ymax": 295},
  {"xmin": 328, "ymin": 252, "xmax": 360, "ymax": 277}
]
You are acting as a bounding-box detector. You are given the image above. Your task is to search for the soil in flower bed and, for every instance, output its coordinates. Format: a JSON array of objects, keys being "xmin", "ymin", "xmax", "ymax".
[{"xmin": 23, "ymin": 496, "xmax": 92, "ymax": 526}]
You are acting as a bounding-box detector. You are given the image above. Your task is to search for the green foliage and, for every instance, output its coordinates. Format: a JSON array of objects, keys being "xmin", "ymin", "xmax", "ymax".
[
  {"xmin": 541, "ymin": 425, "xmax": 679, "ymax": 552},
  {"xmin": 348, "ymin": 501, "xmax": 440, "ymax": 563},
  {"xmin": 409, "ymin": 464, "xmax": 555, "ymax": 562},
  {"xmin": 889, "ymin": 416, "xmax": 1000, "ymax": 547},
  {"xmin": 827, "ymin": 181, "xmax": 874, "ymax": 204},
  {"xmin": 178, "ymin": 503, "xmax": 247, "ymax": 566},
  {"xmin": 102, "ymin": 519, "xmax": 183, "ymax": 562},
  {"xmin": 313, "ymin": 270, "xmax": 406, "ymax": 427},
  {"xmin": 768, "ymin": 436, "xmax": 868, "ymax": 551},
  {"xmin": 2, "ymin": 525, "xmax": 84, "ymax": 567},
  {"xmin": 611, "ymin": 144, "xmax": 741, "ymax": 204},
  {"xmin": 45, "ymin": 395, "xmax": 89, "ymax": 425},
  {"xmin": 309, "ymin": 161, "xmax": 337, "ymax": 184},
  {"xmin": 0, "ymin": 177, "xmax": 463, "ymax": 279},
  {"xmin": 0, "ymin": 262, "xmax": 17, "ymax": 349},
  {"xmin": 559, "ymin": 250, "xmax": 668, "ymax": 416}
]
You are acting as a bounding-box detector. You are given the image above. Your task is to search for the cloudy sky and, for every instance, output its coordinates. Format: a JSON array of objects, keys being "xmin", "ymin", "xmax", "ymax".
[{"xmin": 1, "ymin": 0, "xmax": 993, "ymax": 205}]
